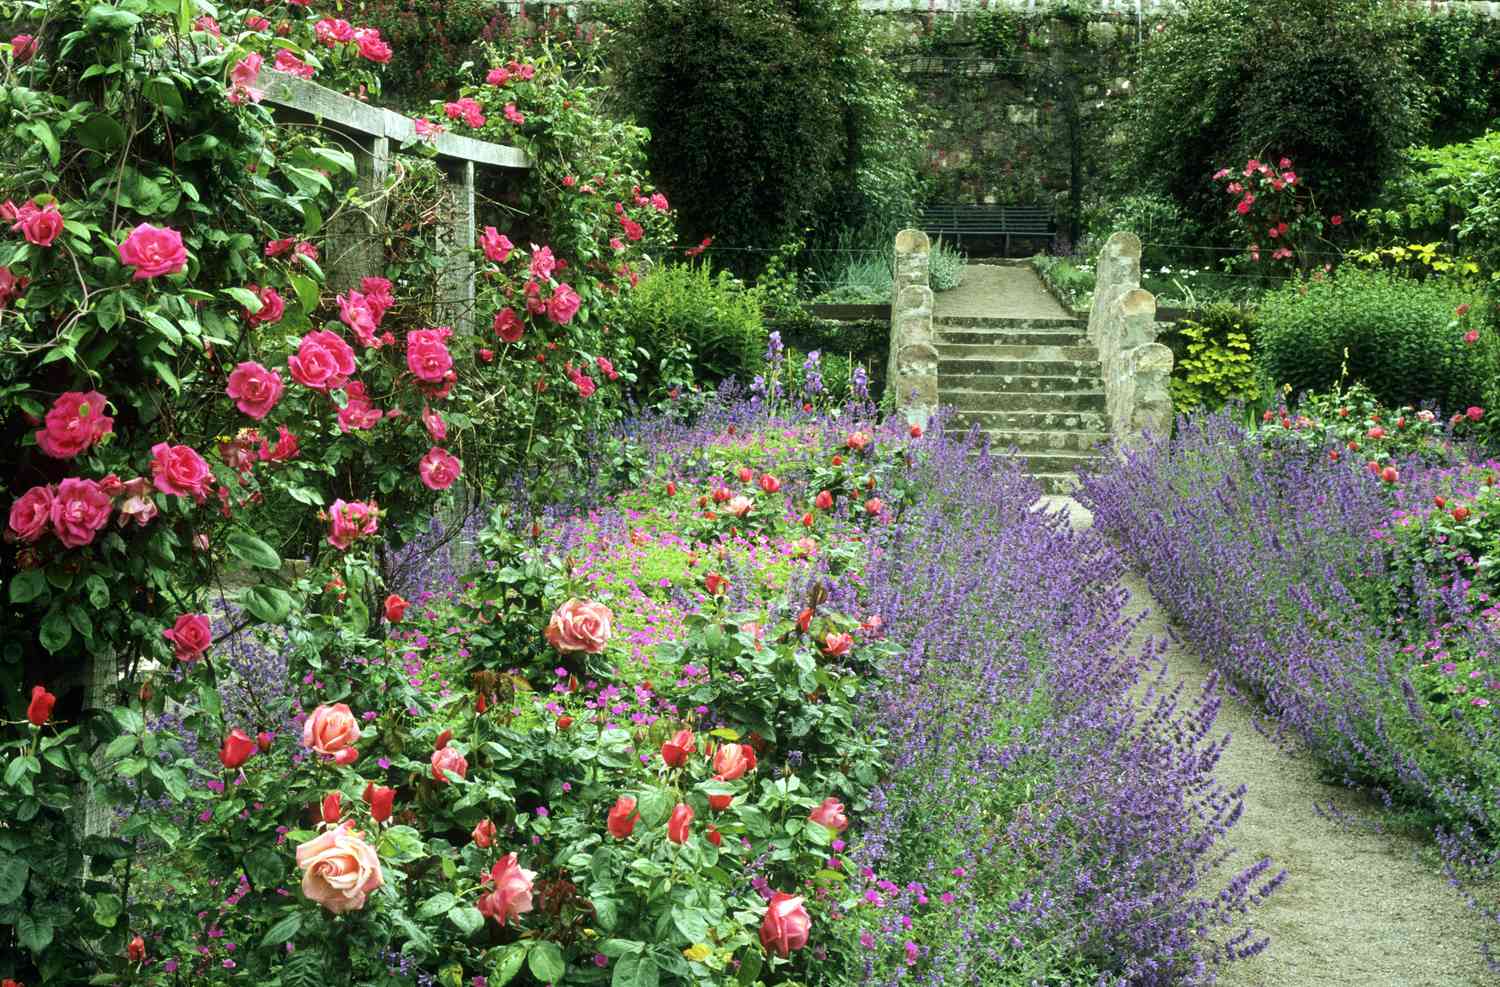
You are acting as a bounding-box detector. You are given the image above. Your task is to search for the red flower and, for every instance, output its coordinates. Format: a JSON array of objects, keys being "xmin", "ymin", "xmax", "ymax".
[
  {"xmin": 708, "ymin": 793, "xmax": 732, "ymax": 812},
  {"xmin": 737, "ymin": 467, "xmax": 753, "ymax": 484},
  {"xmin": 814, "ymin": 490, "xmax": 833, "ymax": 511},
  {"xmin": 759, "ymin": 892, "xmax": 811, "ymax": 957},
  {"xmin": 362, "ymin": 783, "xmax": 396, "ymax": 823},
  {"xmin": 661, "ymin": 728, "xmax": 696, "ymax": 769},
  {"xmin": 864, "ymin": 498, "xmax": 884, "ymax": 517},
  {"xmin": 667, "ymin": 803, "xmax": 694, "ymax": 844},
  {"xmin": 909, "ymin": 424, "xmax": 923, "ymax": 438},
  {"xmin": 557, "ymin": 715, "xmax": 574, "ymax": 730},
  {"xmin": 219, "ymin": 728, "xmax": 256, "ymax": 769},
  {"xmin": 797, "ymin": 608, "xmax": 814, "ymax": 634},
  {"xmin": 473, "ymin": 818, "xmax": 497, "ymax": 847},
  {"xmin": 712, "ymin": 742, "xmax": 756, "ymax": 781},
  {"xmin": 705, "ymin": 572, "xmax": 729, "ymax": 595},
  {"xmin": 257, "ymin": 731, "xmax": 273, "ymax": 751},
  {"xmin": 430, "ymin": 747, "xmax": 468, "ymax": 783},
  {"xmin": 1454, "ymin": 506, "xmax": 1471, "ymax": 522},
  {"xmin": 706, "ymin": 824, "xmax": 722, "ymax": 847},
  {"xmin": 822, "ymin": 632, "xmax": 853, "ymax": 658},
  {"xmin": 384, "ymin": 593, "xmax": 409, "ymax": 623},
  {"xmin": 607, "ymin": 796, "xmax": 640, "ymax": 838},
  {"xmin": 127, "ymin": 935, "xmax": 146, "ymax": 963},
  {"xmin": 1330, "ymin": 214, "xmax": 1343, "ymax": 226},
  {"xmin": 759, "ymin": 473, "xmax": 781, "ymax": 494},
  {"xmin": 321, "ymin": 790, "xmax": 342, "ymax": 824},
  {"xmin": 26, "ymin": 685, "xmax": 55, "ymax": 727},
  {"xmin": 434, "ymin": 729, "xmax": 453, "ymax": 750},
  {"xmin": 666, "ymin": 481, "xmax": 677, "ymax": 496}
]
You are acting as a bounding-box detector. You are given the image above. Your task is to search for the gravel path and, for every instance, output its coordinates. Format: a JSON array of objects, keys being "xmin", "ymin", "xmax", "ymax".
[
  {"xmin": 1036, "ymin": 495, "xmax": 1492, "ymax": 986},
  {"xmin": 934, "ymin": 263, "xmax": 1074, "ymax": 321}
]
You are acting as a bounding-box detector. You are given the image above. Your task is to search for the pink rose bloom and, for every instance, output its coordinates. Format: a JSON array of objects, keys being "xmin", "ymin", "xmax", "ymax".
[
  {"xmin": 36, "ymin": 390, "xmax": 113, "ymax": 459},
  {"xmin": 571, "ymin": 369, "xmax": 597, "ymax": 399},
  {"xmin": 430, "ymin": 746, "xmax": 468, "ymax": 783},
  {"xmin": 493, "ymin": 308, "xmax": 524, "ymax": 343},
  {"xmin": 258, "ymin": 425, "xmax": 299, "ymax": 462},
  {"xmin": 118, "ymin": 223, "xmax": 188, "ymax": 279},
  {"xmin": 7, "ymin": 484, "xmax": 53, "ymax": 543},
  {"xmin": 529, "ymin": 245, "xmax": 556, "ymax": 281},
  {"xmin": 503, "ymin": 103, "xmax": 524, "ymax": 126},
  {"xmin": 327, "ymin": 498, "xmax": 378, "ymax": 550},
  {"xmin": 303, "ymin": 702, "xmax": 361, "ymax": 755},
  {"xmin": 246, "ymin": 15, "xmax": 271, "ymax": 32},
  {"xmin": 418, "ymin": 447, "xmax": 462, "ymax": 491},
  {"xmin": 360, "ymin": 277, "xmax": 394, "ymax": 319},
  {"xmin": 16, "ymin": 201, "xmax": 63, "ymax": 247},
  {"xmin": 477, "ymin": 853, "xmax": 536, "ymax": 926},
  {"xmin": 809, "ymin": 797, "xmax": 849, "ymax": 832},
  {"xmin": 116, "ymin": 477, "xmax": 158, "ymax": 528},
  {"xmin": 150, "ymin": 442, "xmax": 213, "ymax": 501},
  {"xmin": 481, "ymin": 227, "xmax": 513, "ymax": 263},
  {"xmin": 1468, "ymin": 406, "xmax": 1485, "ymax": 422},
  {"xmin": 273, "ymin": 49, "xmax": 315, "ymax": 78},
  {"xmin": 414, "ymin": 117, "xmax": 445, "ymax": 140},
  {"xmin": 524, "ymin": 279, "xmax": 546, "ymax": 316},
  {"xmin": 727, "ymin": 495, "xmax": 753, "ymax": 518},
  {"xmin": 230, "ymin": 51, "xmax": 263, "ymax": 90},
  {"xmin": 596, "ymin": 355, "xmax": 618, "ymax": 380},
  {"xmin": 314, "ymin": 18, "xmax": 355, "ymax": 44},
  {"xmin": 0, "ymin": 266, "xmax": 28, "ymax": 309},
  {"xmin": 405, "ymin": 329, "xmax": 453, "ymax": 383},
  {"xmin": 337, "ymin": 381, "xmax": 383, "ymax": 432},
  {"xmin": 49, "ymin": 478, "xmax": 111, "ymax": 548},
  {"xmin": 338, "ymin": 290, "xmax": 381, "ymax": 347},
  {"xmin": 11, "ymin": 34, "xmax": 37, "ymax": 63},
  {"xmin": 246, "ymin": 284, "xmax": 285, "ymax": 325},
  {"xmin": 650, "ymin": 192, "xmax": 669, "ymax": 212},
  {"xmin": 226, "ymin": 362, "xmax": 284, "ymax": 420},
  {"xmin": 544, "ymin": 598, "xmax": 614, "ymax": 654},
  {"xmin": 354, "ymin": 28, "xmax": 392, "ymax": 63},
  {"xmin": 288, "ymin": 329, "xmax": 356, "ymax": 392},
  {"xmin": 296, "ymin": 823, "xmax": 383, "ymax": 914},
  {"xmin": 759, "ymin": 893, "xmax": 811, "ymax": 957},
  {"xmin": 422, "ymin": 405, "xmax": 447, "ymax": 443},
  {"xmin": 620, "ymin": 217, "xmax": 644, "ymax": 242},
  {"xmin": 486, "ymin": 66, "xmax": 511, "ymax": 85},
  {"xmin": 163, "ymin": 613, "xmax": 212, "ymax": 662},
  {"xmin": 547, "ymin": 283, "xmax": 581, "ymax": 325}
]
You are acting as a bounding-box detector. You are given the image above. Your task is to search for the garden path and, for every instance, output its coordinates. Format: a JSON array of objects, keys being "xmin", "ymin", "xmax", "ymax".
[
  {"xmin": 933, "ymin": 262, "xmax": 1073, "ymax": 321},
  {"xmin": 1037, "ymin": 494, "xmax": 1492, "ymax": 986}
]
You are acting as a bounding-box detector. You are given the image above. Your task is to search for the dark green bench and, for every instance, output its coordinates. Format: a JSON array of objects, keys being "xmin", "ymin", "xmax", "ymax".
[{"xmin": 917, "ymin": 204, "xmax": 1056, "ymax": 256}]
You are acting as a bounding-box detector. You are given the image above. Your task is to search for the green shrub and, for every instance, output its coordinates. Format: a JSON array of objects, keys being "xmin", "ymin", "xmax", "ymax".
[
  {"xmin": 1031, "ymin": 254, "xmax": 1094, "ymax": 311},
  {"xmin": 1365, "ymin": 131, "xmax": 1500, "ymax": 275},
  {"xmin": 929, "ymin": 236, "xmax": 967, "ymax": 292},
  {"xmin": 615, "ymin": 262, "xmax": 767, "ymax": 396},
  {"xmin": 769, "ymin": 316, "xmax": 889, "ymax": 403},
  {"xmin": 1162, "ymin": 304, "xmax": 1261, "ymax": 411},
  {"xmin": 1255, "ymin": 267, "xmax": 1487, "ymax": 410}
]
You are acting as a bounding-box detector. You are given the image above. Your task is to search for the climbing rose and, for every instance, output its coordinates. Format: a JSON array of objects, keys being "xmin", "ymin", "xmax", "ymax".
[
  {"xmin": 493, "ymin": 308, "xmax": 524, "ymax": 342},
  {"xmin": 227, "ymin": 52, "xmax": 264, "ymax": 104},
  {"xmin": 26, "ymin": 685, "xmax": 55, "ymax": 726},
  {"xmin": 481, "ymin": 226, "xmax": 513, "ymax": 263},
  {"xmin": 759, "ymin": 893, "xmax": 811, "ymax": 957},
  {"xmin": 116, "ymin": 477, "xmax": 157, "ymax": 528},
  {"xmin": 303, "ymin": 703, "xmax": 361, "ymax": 756},
  {"xmin": 327, "ymin": 498, "xmax": 378, "ymax": 549},
  {"xmin": 7, "ymin": 484, "xmax": 53, "ymax": 543},
  {"xmin": 36, "ymin": 390, "xmax": 113, "ymax": 459},
  {"xmin": 295, "ymin": 823, "xmax": 383, "ymax": 914},
  {"xmin": 547, "ymin": 283, "xmax": 581, "ymax": 324},
  {"xmin": 661, "ymin": 728, "xmax": 696, "ymax": 769},
  {"xmin": 422, "ymin": 405, "xmax": 447, "ymax": 443},
  {"xmin": 163, "ymin": 613, "xmax": 212, "ymax": 662},
  {"xmin": 477, "ymin": 853, "xmax": 536, "ymax": 926},
  {"xmin": 245, "ymin": 284, "xmax": 285, "ymax": 325},
  {"xmin": 288, "ymin": 330, "xmax": 356, "ymax": 392},
  {"xmin": 530, "ymin": 245, "xmax": 557, "ymax": 280},
  {"xmin": 607, "ymin": 796, "xmax": 639, "ymax": 838},
  {"xmin": 430, "ymin": 746, "xmax": 468, "ymax": 783},
  {"xmin": 273, "ymin": 49, "xmax": 315, "ymax": 78},
  {"xmin": 545, "ymin": 598, "xmax": 614, "ymax": 654},
  {"xmin": 337, "ymin": 381, "xmax": 382, "ymax": 432},
  {"xmin": 596, "ymin": 355, "xmax": 618, "ymax": 380},
  {"xmin": 50, "ymin": 477, "xmax": 111, "ymax": 547},
  {"xmin": 314, "ymin": 17, "xmax": 355, "ymax": 43},
  {"xmin": 712, "ymin": 743, "xmax": 756, "ymax": 781},
  {"xmin": 418, "ymin": 447, "xmax": 462, "ymax": 491},
  {"xmin": 338, "ymin": 290, "xmax": 381, "ymax": 347},
  {"xmin": 384, "ymin": 594, "xmax": 409, "ymax": 623},
  {"xmin": 16, "ymin": 201, "xmax": 62, "ymax": 246},
  {"xmin": 219, "ymin": 729, "xmax": 256, "ymax": 769},
  {"xmin": 226, "ymin": 362, "xmax": 284, "ymax": 420},
  {"xmin": 406, "ymin": 328, "xmax": 454, "ymax": 383},
  {"xmin": 150, "ymin": 442, "xmax": 212, "ymax": 501},
  {"xmin": 118, "ymin": 224, "xmax": 187, "ymax": 279},
  {"xmin": 11, "ymin": 34, "xmax": 37, "ymax": 62},
  {"xmin": 354, "ymin": 28, "xmax": 391, "ymax": 63},
  {"xmin": 809, "ymin": 797, "xmax": 849, "ymax": 832},
  {"xmin": 667, "ymin": 803, "xmax": 694, "ymax": 844},
  {"xmin": 1468, "ymin": 406, "xmax": 1485, "ymax": 422}
]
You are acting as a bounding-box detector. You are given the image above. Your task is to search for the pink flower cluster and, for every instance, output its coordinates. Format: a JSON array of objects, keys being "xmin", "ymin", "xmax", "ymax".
[
  {"xmin": 2, "ymin": 197, "xmax": 63, "ymax": 246},
  {"xmin": 314, "ymin": 19, "xmax": 391, "ymax": 63},
  {"xmin": 444, "ymin": 98, "xmax": 485, "ymax": 129}
]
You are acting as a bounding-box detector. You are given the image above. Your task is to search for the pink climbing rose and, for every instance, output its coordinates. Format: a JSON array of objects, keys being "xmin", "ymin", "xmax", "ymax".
[
  {"xmin": 547, "ymin": 284, "xmax": 581, "ymax": 325},
  {"xmin": 118, "ymin": 223, "xmax": 188, "ymax": 279},
  {"xmin": 226, "ymin": 362, "xmax": 284, "ymax": 420},
  {"xmin": 35, "ymin": 390, "xmax": 113, "ymax": 459},
  {"xmin": 327, "ymin": 498, "xmax": 379, "ymax": 550},
  {"xmin": 150, "ymin": 442, "xmax": 213, "ymax": 501},
  {"xmin": 49, "ymin": 478, "xmax": 111, "ymax": 548},
  {"xmin": 405, "ymin": 328, "xmax": 453, "ymax": 383},
  {"xmin": 287, "ymin": 330, "xmax": 356, "ymax": 392},
  {"xmin": 418, "ymin": 447, "xmax": 462, "ymax": 491}
]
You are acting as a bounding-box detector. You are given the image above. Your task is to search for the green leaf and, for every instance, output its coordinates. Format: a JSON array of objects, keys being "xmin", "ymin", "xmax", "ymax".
[
  {"xmin": 448, "ymin": 905, "xmax": 484, "ymax": 936},
  {"xmin": 77, "ymin": 113, "xmax": 127, "ymax": 153},
  {"xmin": 417, "ymin": 892, "xmax": 458, "ymax": 919},
  {"xmin": 308, "ymin": 146, "xmax": 357, "ymax": 176},
  {"xmin": 93, "ymin": 892, "xmax": 123, "ymax": 928},
  {"xmin": 736, "ymin": 948, "xmax": 762, "ymax": 986},
  {"xmin": 112, "ymin": 706, "xmax": 145, "ymax": 734},
  {"xmin": 593, "ymin": 894, "xmax": 619, "ymax": 931},
  {"xmin": 227, "ymin": 531, "xmax": 282, "ymax": 570},
  {"xmin": 224, "ymin": 287, "xmax": 263, "ymax": 313},
  {"xmin": 0, "ymin": 854, "xmax": 28, "ymax": 905},
  {"xmin": 671, "ymin": 906, "xmax": 708, "ymax": 944},
  {"xmin": 490, "ymin": 944, "xmax": 527, "ymax": 986},
  {"xmin": 611, "ymin": 953, "xmax": 660, "ymax": 987},
  {"xmin": 527, "ymin": 941, "xmax": 566, "ymax": 983},
  {"xmin": 246, "ymin": 847, "xmax": 284, "ymax": 889},
  {"xmin": 39, "ymin": 608, "xmax": 72, "ymax": 654},
  {"xmin": 103, "ymin": 734, "xmax": 137, "ymax": 761},
  {"xmin": 8, "ymin": 569, "xmax": 47, "ymax": 605},
  {"xmin": 68, "ymin": 603, "xmax": 93, "ymax": 641},
  {"xmin": 259, "ymin": 911, "xmax": 302, "ymax": 948},
  {"xmin": 85, "ymin": 574, "xmax": 111, "ymax": 609},
  {"xmin": 290, "ymin": 273, "xmax": 319, "ymax": 315},
  {"xmin": 16, "ymin": 911, "xmax": 52, "ymax": 953},
  {"xmin": 148, "ymin": 359, "xmax": 180, "ymax": 395},
  {"xmin": 284, "ymin": 165, "xmax": 333, "ymax": 198},
  {"xmin": 240, "ymin": 585, "xmax": 294, "ymax": 624},
  {"xmin": 28, "ymin": 121, "xmax": 59, "ymax": 167}
]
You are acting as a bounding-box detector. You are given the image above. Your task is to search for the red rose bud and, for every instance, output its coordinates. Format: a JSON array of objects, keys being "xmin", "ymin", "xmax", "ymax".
[
  {"xmin": 434, "ymin": 729, "xmax": 453, "ymax": 750},
  {"xmin": 472, "ymin": 818, "xmax": 497, "ymax": 847},
  {"xmin": 708, "ymin": 793, "xmax": 732, "ymax": 811},
  {"xmin": 364, "ymin": 783, "xmax": 396, "ymax": 823},
  {"xmin": 831, "ymin": 455, "xmax": 843, "ymax": 467},
  {"xmin": 1262, "ymin": 410, "xmax": 1274, "ymax": 423},
  {"xmin": 557, "ymin": 714, "xmax": 574, "ymax": 730},
  {"xmin": 666, "ymin": 481, "xmax": 677, "ymax": 496},
  {"xmin": 814, "ymin": 490, "xmax": 833, "ymax": 511},
  {"xmin": 219, "ymin": 729, "xmax": 257, "ymax": 769},
  {"xmin": 476, "ymin": 692, "xmax": 489, "ymax": 714},
  {"xmin": 864, "ymin": 498, "xmax": 884, "ymax": 516},
  {"xmin": 1435, "ymin": 496, "xmax": 1447, "ymax": 508},
  {"xmin": 1454, "ymin": 506, "xmax": 1471, "ymax": 522},
  {"xmin": 1367, "ymin": 427, "xmax": 1385, "ymax": 440},
  {"xmin": 1381, "ymin": 467, "xmax": 1399, "ymax": 484},
  {"xmin": 384, "ymin": 593, "xmax": 409, "ymax": 623},
  {"xmin": 26, "ymin": 685, "xmax": 55, "ymax": 727},
  {"xmin": 661, "ymin": 728, "xmax": 696, "ymax": 769},
  {"xmin": 321, "ymin": 790, "xmax": 342, "ymax": 824},
  {"xmin": 139, "ymin": 682, "xmax": 153, "ymax": 703},
  {"xmin": 1366, "ymin": 461, "xmax": 1380, "ymax": 475},
  {"xmin": 797, "ymin": 608, "xmax": 814, "ymax": 634},
  {"xmin": 909, "ymin": 424, "xmax": 923, "ymax": 438},
  {"xmin": 1328, "ymin": 450, "xmax": 1340, "ymax": 462},
  {"xmin": 607, "ymin": 795, "xmax": 640, "ymax": 838},
  {"xmin": 738, "ymin": 467, "xmax": 753, "ymax": 484},
  {"xmin": 531, "ymin": 521, "xmax": 541, "ymax": 539},
  {"xmin": 707, "ymin": 824, "xmax": 723, "ymax": 847},
  {"xmin": 667, "ymin": 802, "xmax": 694, "ymax": 844},
  {"xmin": 127, "ymin": 934, "xmax": 146, "ymax": 964},
  {"xmin": 705, "ymin": 572, "xmax": 729, "ymax": 595},
  {"xmin": 801, "ymin": 512, "xmax": 814, "ymax": 527},
  {"xmin": 803, "ymin": 403, "xmax": 813, "ymax": 413},
  {"xmin": 256, "ymin": 730, "xmax": 273, "ymax": 751},
  {"xmin": 759, "ymin": 473, "xmax": 781, "ymax": 494},
  {"xmin": 712, "ymin": 486, "xmax": 731, "ymax": 504}
]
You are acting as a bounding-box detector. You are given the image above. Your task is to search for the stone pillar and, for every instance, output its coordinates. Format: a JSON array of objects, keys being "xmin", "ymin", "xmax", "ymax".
[
  {"xmin": 1088, "ymin": 231, "xmax": 1142, "ymax": 345},
  {"xmin": 1087, "ymin": 232, "xmax": 1173, "ymax": 449},
  {"xmin": 436, "ymin": 159, "xmax": 477, "ymax": 338},
  {"xmin": 892, "ymin": 228, "xmax": 930, "ymax": 298},
  {"xmin": 324, "ymin": 136, "xmax": 390, "ymax": 296},
  {"xmin": 889, "ymin": 229, "xmax": 936, "ymax": 426}
]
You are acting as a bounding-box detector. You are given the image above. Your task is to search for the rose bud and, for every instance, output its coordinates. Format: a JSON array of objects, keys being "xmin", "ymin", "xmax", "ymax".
[
  {"xmin": 473, "ymin": 818, "xmax": 497, "ymax": 848},
  {"xmin": 26, "ymin": 685, "xmax": 56, "ymax": 727},
  {"xmin": 430, "ymin": 747, "xmax": 468, "ymax": 783},
  {"xmin": 557, "ymin": 715, "xmax": 574, "ymax": 730},
  {"xmin": 667, "ymin": 803, "xmax": 694, "ymax": 844},
  {"xmin": 864, "ymin": 498, "xmax": 884, "ymax": 516},
  {"xmin": 257, "ymin": 730, "xmax": 273, "ymax": 751},
  {"xmin": 708, "ymin": 793, "xmax": 732, "ymax": 812},
  {"xmin": 831, "ymin": 455, "xmax": 843, "ymax": 466},
  {"xmin": 1435, "ymin": 496, "xmax": 1447, "ymax": 509},
  {"xmin": 384, "ymin": 593, "xmax": 409, "ymax": 623},
  {"xmin": 364, "ymin": 783, "xmax": 396, "ymax": 823},
  {"xmin": 801, "ymin": 512, "xmax": 814, "ymax": 527},
  {"xmin": 1454, "ymin": 506, "xmax": 1471, "ymax": 522},
  {"xmin": 666, "ymin": 481, "xmax": 677, "ymax": 496},
  {"xmin": 797, "ymin": 608, "xmax": 814, "ymax": 634},
  {"xmin": 321, "ymin": 790, "xmax": 343, "ymax": 824},
  {"xmin": 1381, "ymin": 466, "xmax": 1399, "ymax": 484},
  {"xmin": 127, "ymin": 935, "xmax": 146, "ymax": 963},
  {"xmin": 909, "ymin": 424, "xmax": 923, "ymax": 438},
  {"xmin": 814, "ymin": 490, "xmax": 833, "ymax": 511},
  {"xmin": 607, "ymin": 795, "xmax": 640, "ymax": 839},
  {"xmin": 759, "ymin": 892, "xmax": 811, "ymax": 957},
  {"xmin": 219, "ymin": 728, "xmax": 257, "ymax": 770},
  {"xmin": 706, "ymin": 824, "xmax": 723, "ymax": 847},
  {"xmin": 435, "ymin": 728, "xmax": 453, "ymax": 750},
  {"xmin": 809, "ymin": 797, "xmax": 849, "ymax": 832},
  {"xmin": 759, "ymin": 473, "xmax": 782, "ymax": 494},
  {"xmin": 738, "ymin": 467, "xmax": 753, "ymax": 484},
  {"xmin": 661, "ymin": 728, "xmax": 696, "ymax": 769}
]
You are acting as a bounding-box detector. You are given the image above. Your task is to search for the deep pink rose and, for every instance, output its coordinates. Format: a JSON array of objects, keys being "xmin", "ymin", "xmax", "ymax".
[
  {"xmin": 327, "ymin": 498, "xmax": 378, "ymax": 549},
  {"xmin": 16, "ymin": 202, "xmax": 63, "ymax": 247},
  {"xmin": 163, "ymin": 613, "xmax": 212, "ymax": 662},
  {"xmin": 338, "ymin": 290, "xmax": 381, "ymax": 347},
  {"xmin": 430, "ymin": 746, "xmax": 468, "ymax": 783},
  {"xmin": 150, "ymin": 442, "xmax": 212, "ymax": 501},
  {"xmin": 48, "ymin": 477, "xmax": 110, "ymax": 548},
  {"xmin": 405, "ymin": 329, "xmax": 453, "ymax": 383},
  {"xmin": 337, "ymin": 381, "xmax": 383, "ymax": 432},
  {"xmin": 355, "ymin": 28, "xmax": 392, "ymax": 63},
  {"xmin": 481, "ymin": 227, "xmax": 513, "ymax": 263},
  {"xmin": 288, "ymin": 329, "xmax": 356, "ymax": 392},
  {"xmin": 296, "ymin": 823, "xmax": 383, "ymax": 914},
  {"xmin": 7, "ymin": 484, "xmax": 53, "ymax": 543},
  {"xmin": 422, "ymin": 405, "xmax": 447, "ymax": 443},
  {"xmin": 477, "ymin": 853, "xmax": 537, "ymax": 926},
  {"xmin": 11, "ymin": 34, "xmax": 37, "ymax": 62},
  {"xmin": 246, "ymin": 285, "xmax": 285, "ymax": 325},
  {"xmin": 809, "ymin": 797, "xmax": 849, "ymax": 832},
  {"xmin": 315, "ymin": 18, "xmax": 355, "ymax": 44},
  {"xmin": 118, "ymin": 223, "xmax": 188, "ymax": 279},
  {"xmin": 529, "ymin": 245, "xmax": 556, "ymax": 281},
  {"xmin": 360, "ymin": 277, "xmax": 394, "ymax": 319},
  {"xmin": 272, "ymin": 48, "xmax": 315, "ymax": 78},
  {"xmin": 1468, "ymin": 406, "xmax": 1485, "ymax": 423},
  {"xmin": 303, "ymin": 702, "xmax": 361, "ymax": 755},
  {"xmin": 226, "ymin": 362, "xmax": 284, "ymax": 420},
  {"xmin": 418, "ymin": 447, "xmax": 462, "ymax": 491},
  {"xmin": 759, "ymin": 893, "xmax": 811, "ymax": 957},
  {"xmin": 35, "ymin": 390, "xmax": 113, "ymax": 459},
  {"xmin": 493, "ymin": 308, "xmax": 524, "ymax": 343},
  {"xmin": 544, "ymin": 598, "xmax": 614, "ymax": 654},
  {"xmin": 547, "ymin": 283, "xmax": 581, "ymax": 325}
]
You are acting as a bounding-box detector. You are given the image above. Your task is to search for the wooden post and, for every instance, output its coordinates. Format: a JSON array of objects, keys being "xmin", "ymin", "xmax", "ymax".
[
  {"xmin": 324, "ymin": 135, "xmax": 390, "ymax": 295},
  {"xmin": 435, "ymin": 159, "xmax": 477, "ymax": 338}
]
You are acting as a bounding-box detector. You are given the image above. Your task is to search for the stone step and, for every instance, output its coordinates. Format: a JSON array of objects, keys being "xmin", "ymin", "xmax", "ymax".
[
  {"xmin": 939, "ymin": 357, "xmax": 1101, "ymax": 378},
  {"xmin": 936, "ymin": 342, "xmax": 1098, "ymax": 362},
  {"xmin": 1032, "ymin": 472, "xmax": 1084, "ymax": 494},
  {"xmin": 938, "ymin": 327, "xmax": 1090, "ymax": 347},
  {"xmin": 950, "ymin": 408, "xmax": 1109, "ymax": 433},
  {"xmin": 934, "ymin": 315, "xmax": 1082, "ymax": 331},
  {"xmin": 941, "ymin": 388, "xmax": 1106, "ymax": 411},
  {"xmin": 938, "ymin": 372, "xmax": 1102, "ymax": 393},
  {"xmin": 946, "ymin": 428, "xmax": 1109, "ymax": 453}
]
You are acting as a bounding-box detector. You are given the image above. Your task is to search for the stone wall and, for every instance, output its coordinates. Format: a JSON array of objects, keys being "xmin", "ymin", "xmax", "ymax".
[
  {"xmin": 889, "ymin": 229, "xmax": 940, "ymax": 426},
  {"xmin": 1089, "ymin": 232, "xmax": 1172, "ymax": 446}
]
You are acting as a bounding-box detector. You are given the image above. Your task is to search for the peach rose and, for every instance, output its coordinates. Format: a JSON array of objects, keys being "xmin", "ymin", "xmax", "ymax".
[
  {"xmin": 759, "ymin": 892, "xmax": 811, "ymax": 957},
  {"xmin": 808, "ymin": 797, "xmax": 848, "ymax": 832},
  {"xmin": 295, "ymin": 823, "xmax": 383, "ymax": 914},
  {"xmin": 712, "ymin": 742, "xmax": 756, "ymax": 782},
  {"xmin": 476, "ymin": 852, "xmax": 536, "ymax": 926},
  {"xmin": 302, "ymin": 702, "xmax": 361, "ymax": 756},
  {"xmin": 430, "ymin": 746, "xmax": 468, "ymax": 783},
  {"xmin": 544, "ymin": 598, "xmax": 614, "ymax": 655}
]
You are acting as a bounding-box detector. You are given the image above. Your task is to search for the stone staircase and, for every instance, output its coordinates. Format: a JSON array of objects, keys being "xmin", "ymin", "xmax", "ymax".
[{"xmin": 935, "ymin": 315, "xmax": 1109, "ymax": 492}]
